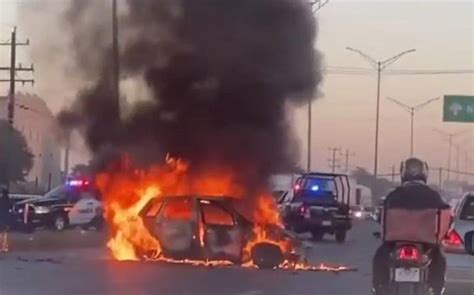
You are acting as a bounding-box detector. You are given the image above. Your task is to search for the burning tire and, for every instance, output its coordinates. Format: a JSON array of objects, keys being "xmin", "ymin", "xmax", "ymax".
[{"xmin": 250, "ymin": 243, "xmax": 284, "ymax": 269}]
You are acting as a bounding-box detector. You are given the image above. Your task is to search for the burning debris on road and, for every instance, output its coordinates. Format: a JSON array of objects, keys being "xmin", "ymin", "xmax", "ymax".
[{"xmin": 54, "ymin": 0, "xmax": 354, "ymax": 273}]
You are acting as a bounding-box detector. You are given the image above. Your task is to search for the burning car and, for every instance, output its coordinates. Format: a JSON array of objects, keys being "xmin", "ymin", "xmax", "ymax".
[
  {"xmin": 97, "ymin": 157, "xmax": 355, "ymax": 273},
  {"xmin": 135, "ymin": 195, "xmax": 303, "ymax": 268}
]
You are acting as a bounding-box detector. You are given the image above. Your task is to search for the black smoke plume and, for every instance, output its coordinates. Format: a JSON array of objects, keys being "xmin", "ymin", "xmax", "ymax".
[{"xmin": 59, "ymin": 0, "xmax": 322, "ymax": 190}]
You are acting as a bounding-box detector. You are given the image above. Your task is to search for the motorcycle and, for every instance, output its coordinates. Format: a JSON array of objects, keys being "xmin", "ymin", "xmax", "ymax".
[{"xmin": 385, "ymin": 243, "xmax": 432, "ymax": 295}]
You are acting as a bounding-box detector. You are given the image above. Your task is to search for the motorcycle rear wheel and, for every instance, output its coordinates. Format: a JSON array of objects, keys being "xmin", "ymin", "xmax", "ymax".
[{"xmin": 387, "ymin": 283, "xmax": 432, "ymax": 295}]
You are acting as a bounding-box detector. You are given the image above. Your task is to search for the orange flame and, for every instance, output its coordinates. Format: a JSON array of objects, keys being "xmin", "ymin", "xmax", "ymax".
[{"xmin": 96, "ymin": 156, "xmax": 355, "ymax": 273}]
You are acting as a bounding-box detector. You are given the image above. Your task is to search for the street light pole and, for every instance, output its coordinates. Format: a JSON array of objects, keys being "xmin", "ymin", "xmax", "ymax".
[
  {"xmin": 374, "ymin": 62, "xmax": 382, "ymax": 177},
  {"xmin": 307, "ymin": 99, "xmax": 312, "ymax": 172},
  {"xmin": 346, "ymin": 47, "xmax": 416, "ymax": 178},
  {"xmin": 306, "ymin": 0, "xmax": 330, "ymax": 172},
  {"xmin": 410, "ymin": 109, "xmax": 415, "ymax": 156},
  {"xmin": 386, "ymin": 96, "xmax": 440, "ymax": 157}
]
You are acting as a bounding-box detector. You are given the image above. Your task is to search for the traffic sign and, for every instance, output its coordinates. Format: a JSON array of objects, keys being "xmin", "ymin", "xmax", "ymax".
[{"xmin": 443, "ymin": 95, "xmax": 474, "ymax": 123}]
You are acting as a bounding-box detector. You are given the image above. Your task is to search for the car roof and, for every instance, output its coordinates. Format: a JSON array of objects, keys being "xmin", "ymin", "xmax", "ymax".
[
  {"xmin": 302, "ymin": 172, "xmax": 349, "ymax": 178},
  {"xmin": 159, "ymin": 195, "xmax": 237, "ymax": 202}
]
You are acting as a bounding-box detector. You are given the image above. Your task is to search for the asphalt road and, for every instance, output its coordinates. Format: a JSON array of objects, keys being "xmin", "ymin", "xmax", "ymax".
[{"xmin": 0, "ymin": 220, "xmax": 384, "ymax": 295}]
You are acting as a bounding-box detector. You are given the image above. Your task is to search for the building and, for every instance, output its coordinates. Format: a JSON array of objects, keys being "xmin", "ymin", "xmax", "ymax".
[{"xmin": 0, "ymin": 93, "xmax": 62, "ymax": 191}]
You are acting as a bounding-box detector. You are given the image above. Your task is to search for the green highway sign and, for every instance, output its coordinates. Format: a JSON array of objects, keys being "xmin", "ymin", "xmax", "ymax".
[{"xmin": 443, "ymin": 95, "xmax": 474, "ymax": 123}]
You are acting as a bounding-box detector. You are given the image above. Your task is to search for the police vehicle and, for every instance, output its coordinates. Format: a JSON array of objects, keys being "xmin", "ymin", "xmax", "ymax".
[
  {"xmin": 12, "ymin": 178, "xmax": 104, "ymax": 231},
  {"xmin": 278, "ymin": 172, "xmax": 352, "ymax": 243}
]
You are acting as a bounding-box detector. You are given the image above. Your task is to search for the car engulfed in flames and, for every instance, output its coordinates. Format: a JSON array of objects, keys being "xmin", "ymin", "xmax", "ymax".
[{"xmin": 96, "ymin": 156, "xmax": 355, "ymax": 272}]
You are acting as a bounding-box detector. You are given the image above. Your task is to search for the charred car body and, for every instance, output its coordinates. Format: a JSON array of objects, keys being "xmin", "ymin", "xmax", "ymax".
[
  {"xmin": 137, "ymin": 195, "xmax": 303, "ymax": 268},
  {"xmin": 279, "ymin": 173, "xmax": 352, "ymax": 242}
]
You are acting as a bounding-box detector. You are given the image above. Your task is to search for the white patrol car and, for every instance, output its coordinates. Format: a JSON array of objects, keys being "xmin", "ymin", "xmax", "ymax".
[{"xmin": 12, "ymin": 179, "xmax": 104, "ymax": 231}]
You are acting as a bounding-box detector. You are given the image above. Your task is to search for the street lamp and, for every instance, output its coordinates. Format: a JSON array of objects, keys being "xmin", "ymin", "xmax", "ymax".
[
  {"xmin": 346, "ymin": 47, "xmax": 416, "ymax": 178},
  {"xmin": 306, "ymin": 0, "xmax": 330, "ymax": 172},
  {"xmin": 386, "ymin": 96, "xmax": 440, "ymax": 157}
]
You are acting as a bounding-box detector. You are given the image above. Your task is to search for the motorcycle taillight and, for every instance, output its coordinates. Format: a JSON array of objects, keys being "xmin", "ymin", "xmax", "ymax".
[{"xmin": 397, "ymin": 246, "xmax": 420, "ymax": 261}]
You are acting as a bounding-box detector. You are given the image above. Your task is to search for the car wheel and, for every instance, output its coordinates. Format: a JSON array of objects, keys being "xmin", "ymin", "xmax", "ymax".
[
  {"xmin": 53, "ymin": 214, "xmax": 68, "ymax": 231},
  {"xmin": 311, "ymin": 230, "xmax": 325, "ymax": 241},
  {"xmin": 335, "ymin": 230, "xmax": 346, "ymax": 243},
  {"xmin": 250, "ymin": 243, "xmax": 283, "ymax": 269}
]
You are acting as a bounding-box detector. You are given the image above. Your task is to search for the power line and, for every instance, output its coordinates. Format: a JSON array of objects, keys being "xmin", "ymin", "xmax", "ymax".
[
  {"xmin": 323, "ymin": 66, "xmax": 474, "ymax": 76},
  {"xmin": 386, "ymin": 69, "xmax": 474, "ymax": 75}
]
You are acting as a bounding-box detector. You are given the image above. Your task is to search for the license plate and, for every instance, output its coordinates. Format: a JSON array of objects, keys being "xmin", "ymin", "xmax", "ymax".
[
  {"xmin": 394, "ymin": 268, "xmax": 420, "ymax": 282},
  {"xmin": 322, "ymin": 220, "xmax": 332, "ymax": 226}
]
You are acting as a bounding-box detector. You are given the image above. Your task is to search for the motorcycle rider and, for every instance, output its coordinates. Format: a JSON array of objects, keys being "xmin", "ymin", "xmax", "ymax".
[{"xmin": 372, "ymin": 158, "xmax": 450, "ymax": 295}]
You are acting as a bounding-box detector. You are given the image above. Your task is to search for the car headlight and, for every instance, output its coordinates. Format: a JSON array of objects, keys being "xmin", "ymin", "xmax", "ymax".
[
  {"xmin": 354, "ymin": 211, "xmax": 363, "ymax": 218},
  {"xmin": 34, "ymin": 206, "xmax": 51, "ymax": 214}
]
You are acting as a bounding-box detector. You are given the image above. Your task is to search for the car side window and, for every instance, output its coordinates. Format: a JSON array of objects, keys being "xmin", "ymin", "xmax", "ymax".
[
  {"xmin": 162, "ymin": 199, "xmax": 193, "ymax": 221},
  {"xmin": 44, "ymin": 186, "xmax": 67, "ymax": 199},
  {"xmin": 460, "ymin": 197, "xmax": 474, "ymax": 220},
  {"xmin": 146, "ymin": 200, "xmax": 164, "ymax": 217},
  {"xmin": 201, "ymin": 203, "xmax": 234, "ymax": 226}
]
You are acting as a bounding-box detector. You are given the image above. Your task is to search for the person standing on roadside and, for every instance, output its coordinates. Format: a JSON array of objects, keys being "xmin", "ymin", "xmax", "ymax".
[{"xmin": 0, "ymin": 188, "xmax": 11, "ymax": 252}]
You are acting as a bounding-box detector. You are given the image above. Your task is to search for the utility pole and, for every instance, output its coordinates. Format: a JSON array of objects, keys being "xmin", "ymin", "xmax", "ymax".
[
  {"xmin": 391, "ymin": 165, "xmax": 396, "ymax": 182},
  {"xmin": 341, "ymin": 149, "xmax": 355, "ymax": 173},
  {"xmin": 464, "ymin": 151, "xmax": 470, "ymax": 182},
  {"xmin": 112, "ymin": 0, "xmax": 120, "ymax": 116},
  {"xmin": 386, "ymin": 96, "xmax": 440, "ymax": 157},
  {"xmin": 0, "ymin": 27, "xmax": 34, "ymax": 189},
  {"xmin": 0, "ymin": 27, "xmax": 34, "ymax": 126},
  {"xmin": 432, "ymin": 129, "xmax": 469, "ymax": 181},
  {"xmin": 63, "ymin": 130, "xmax": 71, "ymax": 180},
  {"xmin": 328, "ymin": 147, "xmax": 341, "ymax": 173},
  {"xmin": 438, "ymin": 168, "xmax": 443, "ymax": 188},
  {"xmin": 306, "ymin": 0, "xmax": 329, "ymax": 173},
  {"xmin": 346, "ymin": 47, "xmax": 416, "ymax": 178},
  {"xmin": 454, "ymin": 144, "xmax": 461, "ymax": 181}
]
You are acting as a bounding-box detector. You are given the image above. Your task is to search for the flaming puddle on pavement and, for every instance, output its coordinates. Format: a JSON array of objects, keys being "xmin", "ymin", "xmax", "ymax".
[{"xmin": 96, "ymin": 156, "xmax": 357, "ymax": 275}]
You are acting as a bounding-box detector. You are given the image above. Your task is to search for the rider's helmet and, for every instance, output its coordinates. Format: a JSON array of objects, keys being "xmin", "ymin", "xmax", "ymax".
[{"xmin": 400, "ymin": 158, "xmax": 429, "ymax": 183}]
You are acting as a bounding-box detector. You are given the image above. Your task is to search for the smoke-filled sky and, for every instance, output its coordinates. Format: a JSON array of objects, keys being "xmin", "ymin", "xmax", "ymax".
[{"xmin": 0, "ymin": 0, "xmax": 473, "ymax": 175}]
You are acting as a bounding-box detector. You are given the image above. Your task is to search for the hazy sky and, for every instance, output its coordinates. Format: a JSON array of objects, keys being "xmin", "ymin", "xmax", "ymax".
[{"xmin": 0, "ymin": 0, "xmax": 473, "ymax": 174}]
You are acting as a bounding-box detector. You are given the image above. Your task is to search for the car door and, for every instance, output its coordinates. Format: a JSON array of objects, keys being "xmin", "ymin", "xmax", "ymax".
[
  {"xmin": 200, "ymin": 200, "xmax": 243, "ymax": 260},
  {"xmin": 154, "ymin": 198, "xmax": 197, "ymax": 253},
  {"xmin": 68, "ymin": 192, "xmax": 96, "ymax": 225}
]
